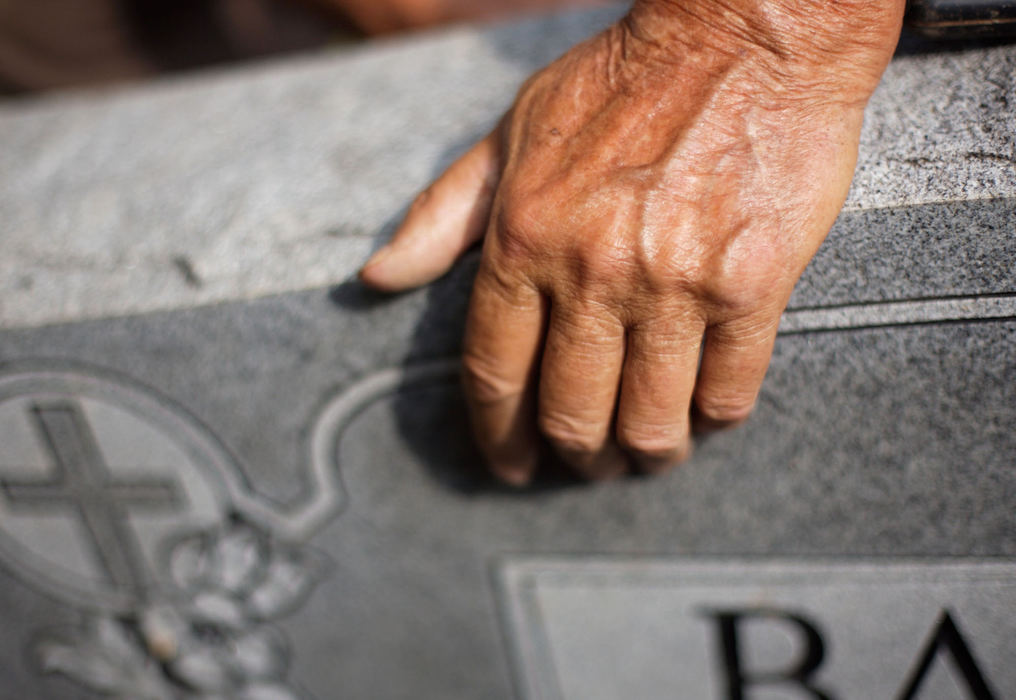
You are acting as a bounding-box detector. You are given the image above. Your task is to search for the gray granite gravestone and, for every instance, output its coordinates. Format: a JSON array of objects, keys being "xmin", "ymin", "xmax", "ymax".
[{"xmin": 1, "ymin": 7, "xmax": 1014, "ymax": 699}]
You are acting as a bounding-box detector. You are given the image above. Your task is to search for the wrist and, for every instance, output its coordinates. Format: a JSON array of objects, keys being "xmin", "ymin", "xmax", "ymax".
[{"xmin": 624, "ymin": 0, "xmax": 905, "ymax": 103}]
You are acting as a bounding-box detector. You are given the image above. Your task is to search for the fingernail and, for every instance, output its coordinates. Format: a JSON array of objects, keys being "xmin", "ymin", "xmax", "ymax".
[
  {"xmin": 490, "ymin": 453, "xmax": 537, "ymax": 487},
  {"xmin": 496, "ymin": 468, "xmax": 533, "ymax": 488}
]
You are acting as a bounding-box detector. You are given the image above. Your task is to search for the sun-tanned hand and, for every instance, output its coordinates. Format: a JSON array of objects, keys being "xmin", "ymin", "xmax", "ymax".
[{"xmin": 360, "ymin": 0, "xmax": 905, "ymax": 485}]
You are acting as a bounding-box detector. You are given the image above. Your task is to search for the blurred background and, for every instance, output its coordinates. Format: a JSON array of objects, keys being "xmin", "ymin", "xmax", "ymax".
[{"xmin": 0, "ymin": 0, "xmax": 610, "ymax": 94}]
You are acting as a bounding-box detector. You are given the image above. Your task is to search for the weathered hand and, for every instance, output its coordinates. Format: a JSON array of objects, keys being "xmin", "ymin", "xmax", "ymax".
[{"xmin": 360, "ymin": 0, "xmax": 904, "ymax": 484}]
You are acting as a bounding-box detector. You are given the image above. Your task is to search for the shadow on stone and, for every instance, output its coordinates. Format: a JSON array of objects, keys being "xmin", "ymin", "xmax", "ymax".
[
  {"xmin": 895, "ymin": 29, "xmax": 1016, "ymax": 56},
  {"xmin": 387, "ymin": 379, "xmax": 587, "ymax": 495}
]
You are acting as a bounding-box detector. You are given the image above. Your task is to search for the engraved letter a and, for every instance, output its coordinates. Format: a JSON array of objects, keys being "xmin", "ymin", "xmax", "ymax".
[{"xmin": 895, "ymin": 610, "xmax": 998, "ymax": 700}]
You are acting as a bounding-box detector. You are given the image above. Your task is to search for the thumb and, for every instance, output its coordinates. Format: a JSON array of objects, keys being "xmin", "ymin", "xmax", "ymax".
[{"xmin": 359, "ymin": 131, "xmax": 500, "ymax": 292}]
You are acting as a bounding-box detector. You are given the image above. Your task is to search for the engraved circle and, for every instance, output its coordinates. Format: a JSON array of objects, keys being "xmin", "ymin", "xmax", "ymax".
[{"xmin": 0, "ymin": 367, "xmax": 238, "ymax": 612}]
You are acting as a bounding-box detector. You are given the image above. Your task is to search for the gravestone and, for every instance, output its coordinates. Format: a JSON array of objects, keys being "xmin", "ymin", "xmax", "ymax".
[{"xmin": 1, "ymin": 7, "xmax": 1014, "ymax": 699}]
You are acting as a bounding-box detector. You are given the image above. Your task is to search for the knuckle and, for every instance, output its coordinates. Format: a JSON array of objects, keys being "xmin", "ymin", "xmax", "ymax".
[
  {"xmin": 616, "ymin": 423, "xmax": 685, "ymax": 460},
  {"xmin": 711, "ymin": 280, "xmax": 776, "ymax": 316},
  {"xmin": 695, "ymin": 392, "xmax": 756, "ymax": 423},
  {"xmin": 538, "ymin": 412, "xmax": 605, "ymax": 455},
  {"xmin": 578, "ymin": 239, "xmax": 633, "ymax": 283},
  {"xmin": 702, "ymin": 249, "xmax": 787, "ymax": 314},
  {"xmin": 493, "ymin": 189, "xmax": 546, "ymax": 261},
  {"xmin": 643, "ymin": 260, "xmax": 694, "ymax": 293},
  {"xmin": 640, "ymin": 243, "xmax": 705, "ymax": 291},
  {"xmin": 494, "ymin": 227, "xmax": 540, "ymax": 268},
  {"xmin": 492, "ymin": 219, "xmax": 540, "ymax": 267},
  {"xmin": 460, "ymin": 353, "xmax": 524, "ymax": 406}
]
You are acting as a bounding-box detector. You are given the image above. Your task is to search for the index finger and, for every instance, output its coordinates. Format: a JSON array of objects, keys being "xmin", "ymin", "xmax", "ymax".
[{"xmin": 461, "ymin": 256, "xmax": 546, "ymax": 485}]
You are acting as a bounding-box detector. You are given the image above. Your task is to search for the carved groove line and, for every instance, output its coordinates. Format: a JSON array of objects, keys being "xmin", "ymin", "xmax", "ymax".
[{"xmin": 779, "ymin": 293, "xmax": 1016, "ymax": 334}]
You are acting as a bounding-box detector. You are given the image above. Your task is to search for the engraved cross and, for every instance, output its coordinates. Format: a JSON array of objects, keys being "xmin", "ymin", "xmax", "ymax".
[{"xmin": 1, "ymin": 402, "xmax": 180, "ymax": 595}]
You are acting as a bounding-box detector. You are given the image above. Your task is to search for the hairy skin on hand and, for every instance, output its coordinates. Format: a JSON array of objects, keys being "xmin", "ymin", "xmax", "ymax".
[{"xmin": 360, "ymin": 0, "xmax": 906, "ymax": 484}]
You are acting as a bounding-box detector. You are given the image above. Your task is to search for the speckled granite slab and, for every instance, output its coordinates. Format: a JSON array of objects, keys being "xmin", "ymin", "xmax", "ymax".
[{"xmin": 0, "ymin": 7, "xmax": 1014, "ymax": 699}]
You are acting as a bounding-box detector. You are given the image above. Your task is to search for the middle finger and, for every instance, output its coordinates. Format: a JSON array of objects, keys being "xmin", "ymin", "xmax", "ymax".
[{"xmin": 537, "ymin": 297, "xmax": 627, "ymax": 479}]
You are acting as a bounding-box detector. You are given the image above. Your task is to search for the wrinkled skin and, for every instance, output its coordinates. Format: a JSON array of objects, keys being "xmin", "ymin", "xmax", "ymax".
[{"xmin": 361, "ymin": 0, "xmax": 905, "ymax": 484}]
